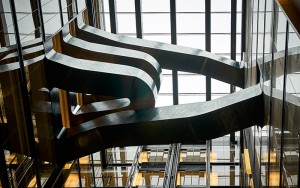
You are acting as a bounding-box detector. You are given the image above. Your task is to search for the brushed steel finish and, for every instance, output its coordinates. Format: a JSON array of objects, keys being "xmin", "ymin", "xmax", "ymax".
[{"xmin": 74, "ymin": 17, "xmax": 245, "ymax": 88}]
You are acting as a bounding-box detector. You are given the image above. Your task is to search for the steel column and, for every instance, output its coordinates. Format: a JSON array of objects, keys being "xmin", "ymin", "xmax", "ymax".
[
  {"xmin": 205, "ymin": 0, "xmax": 211, "ymax": 102},
  {"xmin": 36, "ymin": 0, "xmax": 46, "ymax": 41},
  {"xmin": 205, "ymin": 1, "xmax": 211, "ymax": 187},
  {"xmin": 279, "ymin": 21, "xmax": 289, "ymax": 187},
  {"xmin": 8, "ymin": 0, "xmax": 41, "ymax": 187},
  {"xmin": 77, "ymin": 159, "xmax": 83, "ymax": 187},
  {"xmin": 239, "ymin": 0, "xmax": 247, "ymax": 171},
  {"xmin": 0, "ymin": 1, "xmax": 9, "ymax": 46},
  {"xmin": 75, "ymin": 0, "xmax": 78, "ymax": 14},
  {"xmin": 170, "ymin": 0, "xmax": 178, "ymax": 105},
  {"xmin": 90, "ymin": 154, "xmax": 96, "ymax": 186},
  {"xmin": 135, "ymin": 0, "xmax": 142, "ymax": 39},
  {"xmin": 85, "ymin": 0, "xmax": 94, "ymax": 26},
  {"xmin": 230, "ymin": 0, "xmax": 237, "ymax": 144},
  {"xmin": 108, "ymin": 0, "xmax": 117, "ymax": 34},
  {"xmin": 58, "ymin": 0, "xmax": 64, "ymax": 26}
]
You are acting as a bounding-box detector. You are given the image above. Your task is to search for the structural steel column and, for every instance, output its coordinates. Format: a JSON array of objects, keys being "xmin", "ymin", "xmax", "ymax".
[
  {"xmin": 0, "ymin": 1, "xmax": 9, "ymax": 46},
  {"xmin": 108, "ymin": 0, "xmax": 117, "ymax": 34},
  {"xmin": 85, "ymin": 0, "xmax": 94, "ymax": 26},
  {"xmin": 135, "ymin": 0, "xmax": 142, "ymax": 39},
  {"xmin": 205, "ymin": 0, "xmax": 211, "ymax": 187},
  {"xmin": 36, "ymin": 0, "xmax": 45, "ymax": 41},
  {"xmin": 230, "ymin": 0, "xmax": 237, "ymax": 145},
  {"xmin": 170, "ymin": 0, "xmax": 178, "ymax": 105},
  {"xmin": 8, "ymin": 0, "xmax": 41, "ymax": 187},
  {"xmin": 30, "ymin": 0, "xmax": 41, "ymax": 38}
]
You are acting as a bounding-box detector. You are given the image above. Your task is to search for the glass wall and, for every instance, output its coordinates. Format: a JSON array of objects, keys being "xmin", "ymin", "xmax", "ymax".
[
  {"xmin": 245, "ymin": 0, "xmax": 300, "ymax": 186},
  {"xmin": 1, "ymin": 0, "xmax": 300, "ymax": 187}
]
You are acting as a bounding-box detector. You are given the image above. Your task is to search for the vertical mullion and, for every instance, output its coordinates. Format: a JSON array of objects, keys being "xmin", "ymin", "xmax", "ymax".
[
  {"xmin": 77, "ymin": 159, "xmax": 83, "ymax": 187},
  {"xmin": 109, "ymin": 0, "xmax": 117, "ymax": 34},
  {"xmin": 0, "ymin": 1, "xmax": 9, "ymax": 46},
  {"xmin": 279, "ymin": 21, "xmax": 289, "ymax": 187},
  {"xmin": 170, "ymin": 0, "xmax": 178, "ymax": 105},
  {"xmin": 75, "ymin": 0, "xmax": 78, "ymax": 14},
  {"xmin": 230, "ymin": 0, "xmax": 237, "ymax": 144},
  {"xmin": 239, "ymin": 0, "xmax": 247, "ymax": 173},
  {"xmin": 58, "ymin": 0, "xmax": 64, "ymax": 27},
  {"xmin": 9, "ymin": 0, "xmax": 41, "ymax": 187},
  {"xmin": 205, "ymin": 0, "xmax": 211, "ymax": 102},
  {"xmin": 36, "ymin": 0, "xmax": 45, "ymax": 41},
  {"xmin": 135, "ymin": 0, "xmax": 142, "ymax": 39},
  {"xmin": 231, "ymin": 0, "xmax": 237, "ymax": 61},
  {"xmin": 90, "ymin": 154, "xmax": 96, "ymax": 187},
  {"xmin": 205, "ymin": 1, "xmax": 211, "ymax": 187},
  {"xmin": 85, "ymin": 0, "xmax": 94, "ymax": 26},
  {"xmin": 241, "ymin": 0, "xmax": 247, "ymax": 55}
]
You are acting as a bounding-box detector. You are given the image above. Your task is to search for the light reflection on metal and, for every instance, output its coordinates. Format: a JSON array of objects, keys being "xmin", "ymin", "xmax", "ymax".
[
  {"xmin": 74, "ymin": 12, "xmax": 245, "ymax": 88},
  {"xmin": 1, "ymin": 10, "xmax": 300, "ymax": 165}
]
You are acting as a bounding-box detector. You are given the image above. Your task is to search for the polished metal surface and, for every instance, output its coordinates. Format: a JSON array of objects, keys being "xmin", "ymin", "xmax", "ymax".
[
  {"xmin": 59, "ymin": 30, "xmax": 162, "ymax": 91},
  {"xmin": 74, "ymin": 16, "xmax": 245, "ymax": 88},
  {"xmin": 4, "ymin": 14, "xmax": 299, "ymax": 164},
  {"xmin": 45, "ymin": 51, "xmax": 158, "ymax": 110},
  {"xmin": 56, "ymin": 84, "xmax": 264, "ymax": 163}
]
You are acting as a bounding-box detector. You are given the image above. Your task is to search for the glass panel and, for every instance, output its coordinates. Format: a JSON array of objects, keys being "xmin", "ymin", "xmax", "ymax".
[
  {"xmin": 117, "ymin": 13, "xmax": 136, "ymax": 34},
  {"xmin": 116, "ymin": 0, "xmax": 135, "ymax": 12},
  {"xmin": 211, "ymin": 0, "xmax": 231, "ymax": 12},
  {"xmin": 177, "ymin": 171, "xmax": 206, "ymax": 186},
  {"xmin": 269, "ymin": 4, "xmax": 287, "ymax": 187},
  {"xmin": 143, "ymin": 14, "xmax": 170, "ymax": 33},
  {"xmin": 177, "ymin": 34, "xmax": 205, "ymax": 49},
  {"xmin": 176, "ymin": 0, "xmax": 205, "ymax": 12},
  {"xmin": 42, "ymin": 0, "xmax": 61, "ymax": 39},
  {"xmin": 141, "ymin": 0, "xmax": 170, "ymax": 12},
  {"xmin": 211, "ymin": 13, "xmax": 231, "ymax": 33},
  {"xmin": 177, "ymin": 13, "xmax": 205, "ymax": 34},
  {"xmin": 282, "ymin": 24, "xmax": 300, "ymax": 187}
]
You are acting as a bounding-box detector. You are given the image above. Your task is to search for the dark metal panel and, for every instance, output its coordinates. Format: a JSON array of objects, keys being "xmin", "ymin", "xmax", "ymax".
[
  {"xmin": 45, "ymin": 52, "xmax": 158, "ymax": 110},
  {"xmin": 108, "ymin": 0, "xmax": 117, "ymax": 34},
  {"xmin": 59, "ymin": 32, "xmax": 162, "ymax": 91},
  {"xmin": 56, "ymin": 85, "xmax": 264, "ymax": 163},
  {"xmin": 75, "ymin": 23, "xmax": 245, "ymax": 88},
  {"xmin": 135, "ymin": 0, "xmax": 142, "ymax": 39},
  {"xmin": 8, "ymin": 0, "xmax": 41, "ymax": 187}
]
